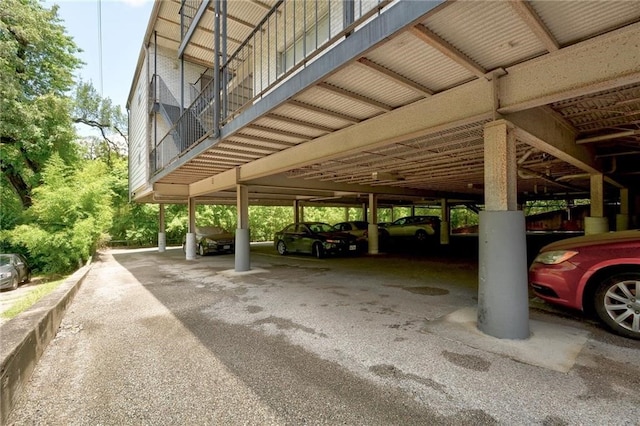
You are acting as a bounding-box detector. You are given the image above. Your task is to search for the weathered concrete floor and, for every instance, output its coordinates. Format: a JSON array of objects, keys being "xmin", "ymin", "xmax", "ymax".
[{"xmin": 6, "ymin": 246, "xmax": 640, "ymax": 425}]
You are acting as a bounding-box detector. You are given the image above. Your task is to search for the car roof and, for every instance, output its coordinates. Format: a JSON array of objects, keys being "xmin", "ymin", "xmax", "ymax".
[{"xmin": 541, "ymin": 229, "xmax": 640, "ymax": 251}]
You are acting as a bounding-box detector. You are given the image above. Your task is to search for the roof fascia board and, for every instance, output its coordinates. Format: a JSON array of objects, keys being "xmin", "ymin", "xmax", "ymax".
[
  {"xmin": 153, "ymin": 183, "xmax": 189, "ymax": 196},
  {"xmin": 127, "ymin": 0, "xmax": 162, "ymax": 108}
]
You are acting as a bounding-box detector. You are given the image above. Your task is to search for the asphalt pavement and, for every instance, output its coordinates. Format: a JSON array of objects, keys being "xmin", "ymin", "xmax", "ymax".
[{"xmin": 4, "ymin": 245, "xmax": 640, "ymax": 425}]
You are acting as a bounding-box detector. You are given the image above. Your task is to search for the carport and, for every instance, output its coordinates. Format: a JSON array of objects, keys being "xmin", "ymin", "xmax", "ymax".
[{"xmin": 130, "ymin": 1, "xmax": 640, "ymax": 340}]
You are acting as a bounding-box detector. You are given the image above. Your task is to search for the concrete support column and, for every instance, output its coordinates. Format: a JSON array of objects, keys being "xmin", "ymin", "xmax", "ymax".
[
  {"xmin": 368, "ymin": 194, "xmax": 379, "ymax": 255},
  {"xmin": 294, "ymin": 200, "xmax": 300, "ymax": 223},
  {"xmin": 440, "ymin": 198, "xmax": 450, "ymax": 245},
  {"xmin": 158, "ymin": 203, "xmax": 166, "ymax": 253},
  {"xmin": 344, "ymin": 207, "xmax": 349, "ymax": 222},
  {"xmin": 616, "ymin": 188, "xmax": 629, "ymax": 231},
  {"xmin": 478, "ymin": 120, "xmax": 529, "ymax": 340},
  {"xmin": 186, "ymin": 198, "xmax": 196, "ymax": 260},
  {"xmin": 362, "ymin": 203, "xmax": 367, "ymax": 221},
  {"xmin": 585, "ymin": 173, "xmax": 609, "ymax": 234},
  {"xmin": 411, "ymin": 205, "xmax": 416, "ymax": 216},
  {"xmin": 235, "ymin": 185, "xmax": 250, "ymax": 272}
]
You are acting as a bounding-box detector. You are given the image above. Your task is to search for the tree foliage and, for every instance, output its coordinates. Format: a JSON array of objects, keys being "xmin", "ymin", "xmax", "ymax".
[
  {"xmin": 0, "ymin": 0, "xmax": 81, "ymax": 208},
  {"xmin": 4, "ymin": 154, "xmax": 113, "ymax": 273},
  {"xmin": 73, "ymin": 80, "xmax": 128, "ymax": 161}
]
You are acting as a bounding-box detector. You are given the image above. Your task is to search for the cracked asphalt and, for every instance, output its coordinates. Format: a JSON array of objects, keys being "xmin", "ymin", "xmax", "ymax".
[{"xmin": 6, "ymin": 244, "xmax": 640, "ymax": 425}]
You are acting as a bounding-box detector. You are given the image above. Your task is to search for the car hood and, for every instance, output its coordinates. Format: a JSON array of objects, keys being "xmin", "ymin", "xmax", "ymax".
[
  {"xmin": 0, "ymin": 265, "xmax": 14, "ymax": 273},
  {"xmin": 540, "ymin": 229, "xmax": 640, "ymax": 252}
]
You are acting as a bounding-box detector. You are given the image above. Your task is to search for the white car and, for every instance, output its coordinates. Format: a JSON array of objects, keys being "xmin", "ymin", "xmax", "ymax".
[{"xmin": 379, "ymin": 216, "xmax": 440, "ymax": 242}]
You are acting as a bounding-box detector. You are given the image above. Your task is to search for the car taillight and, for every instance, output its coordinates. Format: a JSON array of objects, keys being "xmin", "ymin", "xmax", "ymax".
[{"xmin": 533, "ymin": 250, "xmax": 578, "ymax": 265}]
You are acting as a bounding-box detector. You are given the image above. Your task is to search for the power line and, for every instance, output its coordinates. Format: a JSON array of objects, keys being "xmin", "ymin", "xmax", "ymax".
[{"xmin": 97, "ymin": 0, "xmax": 103, "ymax": 95}]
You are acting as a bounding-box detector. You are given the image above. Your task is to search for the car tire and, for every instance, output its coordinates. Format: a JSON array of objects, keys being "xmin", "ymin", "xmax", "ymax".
[
  {"xmin": 276, "ymin": 240, "xmax": 288, "ymax": 255},
  {"xmin": 594, "ymin": 272, "xmax": 640, "ymax": 340},
  {"xmin": 198, "ymin": 244, "xmax": 206, "ymax": 256},
  {"xmin": 24, "ymin": 272, "xmax": 31, "ymax": 283},
  {"xmin": 415, "ymin": 230, "xmax": 428, "ymax": 242},
  {"xmin": 11, "ymin": 276, "xmax": 19, "ymax": 291},
  {"xmin": 313, "ymin": 242, "xmax": 324, "ymax": 259}
]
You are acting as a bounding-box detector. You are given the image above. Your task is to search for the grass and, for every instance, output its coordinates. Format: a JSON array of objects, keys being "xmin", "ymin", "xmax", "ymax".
[{"xmin": 0, "ymin": 279, "xmax": 65, "ymax": 320}]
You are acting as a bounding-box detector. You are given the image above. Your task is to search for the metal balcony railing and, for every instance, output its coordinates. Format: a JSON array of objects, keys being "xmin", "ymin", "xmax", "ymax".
[
  {"xmin": 151, "ymin": 0, "xmax": 390, "ymax": 176},
  {"xmin": 180, "ymin": 0, "xmax": 201, "ymax": 40}
]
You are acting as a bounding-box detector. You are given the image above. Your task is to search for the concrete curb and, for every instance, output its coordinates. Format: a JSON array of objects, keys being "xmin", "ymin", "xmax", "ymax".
[{"xmin": 0, "ymin": 261, "xmax": 92, "ymax": 425}]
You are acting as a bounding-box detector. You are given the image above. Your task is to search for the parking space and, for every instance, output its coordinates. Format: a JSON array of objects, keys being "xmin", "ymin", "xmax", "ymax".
[{"xmin": 8, "ymin": 245, "xmax": 639, "ymax": 424}]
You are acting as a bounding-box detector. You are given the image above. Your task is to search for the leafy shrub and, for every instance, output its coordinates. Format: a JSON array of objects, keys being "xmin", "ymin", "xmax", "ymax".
[{"xmin": 5, "ymin": 154, "xmax": 113, "ymax": 274}]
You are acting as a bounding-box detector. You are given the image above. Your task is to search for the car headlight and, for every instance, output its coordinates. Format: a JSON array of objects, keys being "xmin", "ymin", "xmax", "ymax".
[
  {"xmin": 0, "ymin": 272, "xmax": 11, "ymax": 278},
  {"xmin": 533, "ymin": 250, "xmax": 578, "ymax": 265},
  {"xmin": 325, "ymin": 239, "xmax": 340, "ymax": 244}
]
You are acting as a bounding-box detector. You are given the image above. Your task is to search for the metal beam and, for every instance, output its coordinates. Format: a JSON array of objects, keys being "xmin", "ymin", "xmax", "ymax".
[
  {"xmin": 265, "ymin": 114, "xmax": 337, "ymax": 133},
  {"xmin": 506, "ymin": 108, "xmax": 598, "ymax": 173},
  {"xmin": 247, "ymin": 124, "xmax": 312, "ymax": 140},
  {"xmin": 508, "ymin": 0, "xmax": 559, "ymax": 52},
  {"xmin": 355, "ymin": 57, "xmax": 434, "ymax": 97},
  {"xmin": 498, "ymin": 24, "xmax": 640, "ymax": 113},
  {"xmin": 178, "ymin": 0, "xmax": 210, "ymax": 58},
  {"xmin": 287, "ymin": 100, "xmax": 361, "ymax": 124},
  {"xmin": 317, "ymin": 82, "xmax": 392, "ymax": 112},
  {"xmin": 409, "ymin": 24, "xmax": 486, "ymax": 78}
]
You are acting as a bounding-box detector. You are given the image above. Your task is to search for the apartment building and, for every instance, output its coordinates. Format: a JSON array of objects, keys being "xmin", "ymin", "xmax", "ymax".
[{"xmin": 128, "ymin": 0, "xmax": 640, "ymax": 338}]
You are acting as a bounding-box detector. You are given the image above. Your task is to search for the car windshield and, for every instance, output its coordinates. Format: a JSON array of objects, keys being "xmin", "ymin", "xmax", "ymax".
[
  {"xmin": 308, "ymin": 223, "xmax": 333, "ymax": 233},
  {"xmin": 0, "ymin": 255, "xmax": 11, "ymax": 266}
]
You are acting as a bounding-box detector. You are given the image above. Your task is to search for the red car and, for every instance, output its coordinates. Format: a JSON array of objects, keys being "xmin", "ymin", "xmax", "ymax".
[{"xmin": 529, "ymin": 230, "xmax": 640, "ymax": 340}]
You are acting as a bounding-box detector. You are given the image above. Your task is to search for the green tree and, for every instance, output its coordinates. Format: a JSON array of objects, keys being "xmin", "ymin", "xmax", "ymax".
[
  {"xmin": 72, "ymin": 80, "xmax": 128, "ymax": 163},
  {"xmin": 7, "ymin": 154, "xmax": 113, "ymax": 273},
  {"xmin": 1, "ymin": 0, "xmax": 81, "ymax": 208}
]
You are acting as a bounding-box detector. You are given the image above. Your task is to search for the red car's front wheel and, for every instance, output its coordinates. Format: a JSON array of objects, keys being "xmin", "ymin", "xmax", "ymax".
[{"xmin": 594, "ymin": 272, "xmax": 640, "ymax": 340}]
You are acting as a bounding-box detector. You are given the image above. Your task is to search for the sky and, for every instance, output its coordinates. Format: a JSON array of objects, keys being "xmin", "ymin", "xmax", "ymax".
[{"xmin": 45, "ymin": 0, "xmax": 154, "ymax": 112}]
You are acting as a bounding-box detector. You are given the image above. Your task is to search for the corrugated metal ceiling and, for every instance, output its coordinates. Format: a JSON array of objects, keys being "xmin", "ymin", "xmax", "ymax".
[{"xmin": 146, "ymin": 0, "xmax": 640, "ymax": 203}]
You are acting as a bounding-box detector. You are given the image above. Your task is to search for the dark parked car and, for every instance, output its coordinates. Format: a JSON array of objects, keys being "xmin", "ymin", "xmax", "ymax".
[
  {"xmin": 274, "ymin": 222, "xmax": 359, "ymax": 258},
  {"xmin": 378, "ymin": 215, "xmax": 440, "ymax": 243},
  {"xmin": 529, "ymin": 230, "xmax": 640, "ymax": 340},
  {"xmin": 183, "ymin": 226, "xmax": 235, "ymax": 256},
  {"xmin": 0, "ymin": 253, "xmax": 31, "ymax": 291}
]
